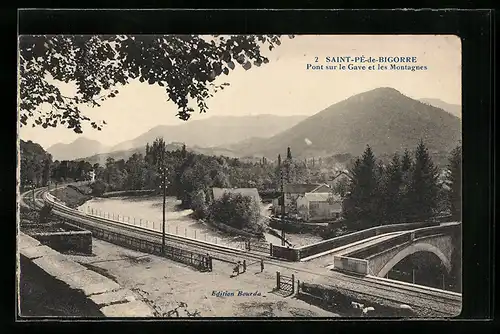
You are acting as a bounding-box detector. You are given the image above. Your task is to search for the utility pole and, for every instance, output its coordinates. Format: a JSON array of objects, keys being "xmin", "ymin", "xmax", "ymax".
[
  {"xmin": 160, "ymin": 164, "xmax": 168, "ymax": 254},
  {"xmin": 32, "ymin": 184, "xmax": 35, "ymax": 210},
  {"xmin": 280, "ymin": 169, "xmax": 286, "ymax": 246}
]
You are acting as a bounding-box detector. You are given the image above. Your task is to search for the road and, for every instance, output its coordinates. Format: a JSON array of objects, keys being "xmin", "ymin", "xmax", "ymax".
[{"xmin": 20, "ymin": 186, "xmax": 462, "ymax": 317}]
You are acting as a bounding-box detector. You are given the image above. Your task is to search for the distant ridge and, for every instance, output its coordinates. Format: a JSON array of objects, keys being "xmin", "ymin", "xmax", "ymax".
[
  {"xmin": 419, "ymin": 98, "xmax": 461, "ymax": 118},
  {"xmin": 108, "ymin": 114, "xmax": 308, "ymax": 152},
  {"xmin": 47, "ymin": 137, "xmax": 110, "ymax": 161}
]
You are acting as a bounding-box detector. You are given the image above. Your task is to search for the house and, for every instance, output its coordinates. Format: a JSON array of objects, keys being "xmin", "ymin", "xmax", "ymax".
[
  {"xmin": 296, "ymin": 192, "xmax": 342, "ymax": 222},
  {"xmin": 212, "ymin": 187, "xmax": 261, "ymax": 204},
  {"xmin": 326, "ymin": 171, "xmax": 352, "ymax": 196},
  {"xmin": 87, "ymin": 170, "xmax": 96, "ymax": 182},
  {"xmin": 272, "ymin": 183, "xmax": 331, "ymax": 215}
]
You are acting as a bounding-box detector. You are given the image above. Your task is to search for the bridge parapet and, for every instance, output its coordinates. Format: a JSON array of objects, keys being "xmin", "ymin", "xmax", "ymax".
[
  {"xmin": 293, "ymin": 221, "xmax": 440, "ymax": 260},
  {"xmin": 333, "ymin": 256, "xmax": 369, "ymax": 275}
]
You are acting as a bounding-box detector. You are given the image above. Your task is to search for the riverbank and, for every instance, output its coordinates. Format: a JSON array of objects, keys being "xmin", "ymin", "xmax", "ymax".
[{"xmin": 50, "ymin": 186, "xmax": 92, "ymax": 208}]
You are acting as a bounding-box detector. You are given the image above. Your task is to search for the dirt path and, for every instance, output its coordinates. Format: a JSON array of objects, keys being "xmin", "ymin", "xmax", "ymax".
[{"xmin": 67, "ymin": 239, "xmax": 339, "ymax": 317}]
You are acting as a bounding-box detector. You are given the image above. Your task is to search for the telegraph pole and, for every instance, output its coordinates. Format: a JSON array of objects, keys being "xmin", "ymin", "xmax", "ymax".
[
  {"xmin": 280, "ymin": 169, "xmax": 286, "ymax": 246},
  {"xmin": 160, "ymin": 164, "xmax": 168, "ymax": 254},
  {"xmin": 32, "ymin": 184, "xmax": 36, "ymax": 210}
]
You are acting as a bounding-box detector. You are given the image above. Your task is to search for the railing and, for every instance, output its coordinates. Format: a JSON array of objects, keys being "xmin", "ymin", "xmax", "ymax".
[
  {"xmin": 52, "ymin": 215, "xmax": 212, "ymax": 272},
  {"xmin": 246, "ymin": 240, "xmax": 272, "ymax": 255},
  {"xmin": 81, "ymin": 205, "xmax": 246, "ymax": 250}
]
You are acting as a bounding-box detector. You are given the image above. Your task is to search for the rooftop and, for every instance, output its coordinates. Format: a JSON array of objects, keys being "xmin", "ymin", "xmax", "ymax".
[
  {"xmin": 284, "ymin": 183, "xmax": 329, "ymax": 194},
  {"xmin": 212, "ymin": 187, "xmax": 261, "ymax": 202}
]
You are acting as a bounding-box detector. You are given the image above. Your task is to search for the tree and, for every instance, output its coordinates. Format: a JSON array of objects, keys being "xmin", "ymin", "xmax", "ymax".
[
  {"xmin": 285, "ymin": 147, "xmax": 292, "ymax": 182},
  {"xmin": 448, "ymin": 145, "xmax": 462, "ymax": 220},
  {"xmin": 41, "ymin": 157, "xmax": 52, "ymax": 186},
  {"xmin": 209, "ymin": 192, "xmax": 261, "ymax": 231},
  {"xmin": 19, "ymin": 35, "xmax": 292, "ymax": 133},
  {"xmin": 343, "ymin": 145, "xmax": 381, "ymax": 226},
  {"xmin": 381, "ymin": 153, "xmax": 403, "ymax": 223},
  {"xmin": 407, "ymin": 140, "xmax": 440, "ymax": 220},
  {"xmin": 401, "ymin": 149, "xmax": 412, "ymax": 173},
  {"xmin": 191, "ymin": 189, "xmax": 208, "ymax": 219}
]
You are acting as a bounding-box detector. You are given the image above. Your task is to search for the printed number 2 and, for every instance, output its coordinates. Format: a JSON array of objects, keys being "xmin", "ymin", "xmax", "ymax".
[{"xmin": 315, "ymin": 57, "xmax": 318, "ymax": 63}]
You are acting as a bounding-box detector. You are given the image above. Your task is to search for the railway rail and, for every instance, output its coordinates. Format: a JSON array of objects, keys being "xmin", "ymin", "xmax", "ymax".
[{"xmin": 19, "ymin": 186, "xmax": 462, "ymax": 316}]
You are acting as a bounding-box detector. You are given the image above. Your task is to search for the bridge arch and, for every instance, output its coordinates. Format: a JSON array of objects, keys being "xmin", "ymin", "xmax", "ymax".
[{"xmin": 376, "ymin": 242, "xmax": 452, "ymax": 278}]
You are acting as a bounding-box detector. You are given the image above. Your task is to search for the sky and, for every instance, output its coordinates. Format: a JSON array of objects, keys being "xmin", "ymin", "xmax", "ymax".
[{"xmin": 18, "ymin": 35, "xmax": 462, "ymax": 150}]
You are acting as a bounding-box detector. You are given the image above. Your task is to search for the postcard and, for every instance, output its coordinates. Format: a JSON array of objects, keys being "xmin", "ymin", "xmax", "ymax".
[{"xmin": 17, "ymin": 34, "xmax": 462, "ymax": 318}]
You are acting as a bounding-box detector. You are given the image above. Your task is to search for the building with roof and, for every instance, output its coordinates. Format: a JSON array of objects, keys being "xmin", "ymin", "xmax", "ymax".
[
  {"xmin": 272, "ymin": 183, "xmax": 331, "ymax": 216},
  {"xmin": 212, "ymin": 187, "xmax": 261, "ymax": 204},
  {"xmin": 296, "ymin": 192, "xmax": 342, "ymax": 222}
]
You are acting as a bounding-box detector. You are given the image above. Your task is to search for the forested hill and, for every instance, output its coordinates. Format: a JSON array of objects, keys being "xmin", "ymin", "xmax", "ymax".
[
  {"xmin": 19, "ymin": 140, "xmax": 52, "ymax": 188},
  {"xmin": 227, "ymin": 87, "xmax": 462, "ymax": 160}
]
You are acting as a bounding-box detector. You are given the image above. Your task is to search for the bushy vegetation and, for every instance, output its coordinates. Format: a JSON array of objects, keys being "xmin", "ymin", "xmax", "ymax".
[
  {"xmin": 208, "ymin": 192, "xmax": 262, "ymax": 232},
  {"xmin": 38, "ymin": 203, "xmax": 54, "ymax": 224}
]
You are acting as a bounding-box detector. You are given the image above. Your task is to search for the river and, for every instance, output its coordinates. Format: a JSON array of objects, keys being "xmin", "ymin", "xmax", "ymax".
[{"xmin": 78, "ymin": 195, "xmax": 322, "ymax": 248}]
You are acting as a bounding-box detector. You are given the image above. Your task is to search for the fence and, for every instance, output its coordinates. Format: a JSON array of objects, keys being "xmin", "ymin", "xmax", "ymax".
[
  {"xmin": 246, "ymin": 240, "xmax": 272, "ymax": 255},
  {"xmin": 276, "ymin": 271, "xmax": 295, "ymax": 295},
  {"xmin": 82, "ymin": 206, "xmax": 247, "ymax": 250},
  {"xmin": 55, "ymin": 216, "xmax": 212, "ymax": 272}
]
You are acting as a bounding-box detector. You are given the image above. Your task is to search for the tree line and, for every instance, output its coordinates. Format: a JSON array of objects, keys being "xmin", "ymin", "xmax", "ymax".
[
  {"xmin": 342, "ymin": 140, "xmax": 462, "ymax": 228},
  {"xmin": 19, "ymin": 140, "xmax": 94, "ymax": 189}
]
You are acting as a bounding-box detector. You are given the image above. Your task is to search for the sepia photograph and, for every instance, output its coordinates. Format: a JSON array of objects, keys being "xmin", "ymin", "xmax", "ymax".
[{"xmin": 17, "ymin": 34, "xmax": 462, "ymax": 318}]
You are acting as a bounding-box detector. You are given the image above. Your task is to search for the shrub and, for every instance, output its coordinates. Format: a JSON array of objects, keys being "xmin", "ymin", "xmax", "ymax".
[
  {"xmin": 90, "ymin": 180, "xmax": 108, "ymax": 196},
  {"xmin": 191, "ymin": 189, "xmax": 208, "ymax": 219},
  {"xmin": 38, "ymin": 203, "xmax": 54, "ymax": 224},
  {"xmin": 208, "ymin": 192, "xmax": 261, "ymax": 230}
]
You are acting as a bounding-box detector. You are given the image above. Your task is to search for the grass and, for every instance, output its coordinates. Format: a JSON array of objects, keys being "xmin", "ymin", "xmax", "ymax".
[{"xmin": 52, "ymin": 187, "xmax": 92, "ymax": 208}]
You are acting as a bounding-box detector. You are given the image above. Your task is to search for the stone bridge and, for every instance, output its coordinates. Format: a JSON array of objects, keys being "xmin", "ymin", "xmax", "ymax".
[
  {"xmin": 337, "ymin": 223, "xmax": 460, "ymax": 278},
  {"xmin": 368, "ymin": 234, "xmax": 453, "ymax": 277}
]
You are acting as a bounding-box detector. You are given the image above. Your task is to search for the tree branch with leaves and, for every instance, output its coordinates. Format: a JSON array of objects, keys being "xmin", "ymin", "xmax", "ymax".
[{"xmin": 19, "ymin": 35, "xmax": 292, "ymax": 133}]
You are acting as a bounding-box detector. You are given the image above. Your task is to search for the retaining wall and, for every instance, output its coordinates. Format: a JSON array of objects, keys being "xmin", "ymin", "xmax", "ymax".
[
  {"xmin": 100, "ymin": 190, "xmax": 155, "ymax": 198},
  {"xmin": 26, "ymin": 222, "xmax": 92, "ymax": 255},
  {"xmin": 18, "ymin": 232, "xmax": 155, "ymax": 317}
]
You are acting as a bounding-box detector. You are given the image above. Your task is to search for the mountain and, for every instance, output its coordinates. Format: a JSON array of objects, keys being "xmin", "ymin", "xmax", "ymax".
[
  {"xmin": 79, "ymin": 143, "xmax": 240, "ymax": 166},
  {"xmin": 47, "ymin": 137, "xmax": 110, "ymax": 161},
  {"xmin": 227, "ymin": 88, "xmax": 462, "ymax": 160},
  {"xmin": 419, "ymin": 98, "xmax": 461, "ymax": 118},
  {"xmin": 109, "ymin": 114, "xmax": 308, "ymax": 152}
]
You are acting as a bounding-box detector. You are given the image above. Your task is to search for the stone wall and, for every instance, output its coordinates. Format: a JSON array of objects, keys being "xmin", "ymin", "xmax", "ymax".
[
  {"xmin": 28, "ymin": 222, "xmax": 92, "ymax": 254},
  {"xmin": 18, "ymin": 232, "xmax": 155, "ymax": 317}
]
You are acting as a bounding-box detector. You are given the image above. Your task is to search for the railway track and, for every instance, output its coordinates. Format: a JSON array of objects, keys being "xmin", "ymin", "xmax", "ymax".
[{"xmin": 20, "ymin": 187, "xmax": 462, "ymax": 315}]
